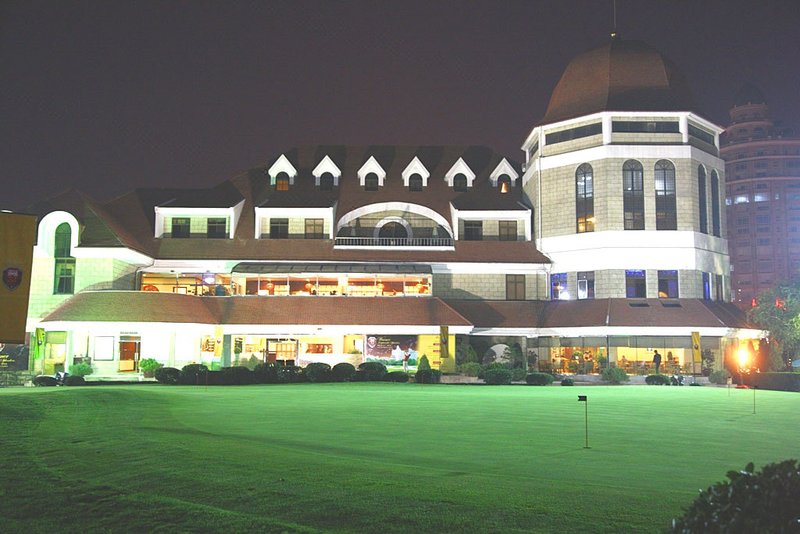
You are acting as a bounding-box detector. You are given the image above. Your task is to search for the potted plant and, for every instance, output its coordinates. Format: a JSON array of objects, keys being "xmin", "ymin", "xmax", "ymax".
[{"xmin": 139, "ymin": 358, "xmax": 163, "ymax": 378}]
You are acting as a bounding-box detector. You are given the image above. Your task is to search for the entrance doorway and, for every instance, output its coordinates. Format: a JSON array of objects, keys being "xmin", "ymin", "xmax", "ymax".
[{"xmin": 119, "ymin": 336, "xmax": 140, "ymax": 372}]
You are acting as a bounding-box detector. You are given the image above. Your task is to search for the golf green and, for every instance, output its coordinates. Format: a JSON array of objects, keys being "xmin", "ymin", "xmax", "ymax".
[{"xmin": 1, "ymin": 383, "xmax": 797, "ymax": 533}]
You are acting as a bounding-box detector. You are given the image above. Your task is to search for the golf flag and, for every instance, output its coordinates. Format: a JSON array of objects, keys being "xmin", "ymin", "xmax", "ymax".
[
  {"xmin": 691, "ymin": 331, "xmax": 702, "ymax": 363},
  {"xmin": 0, "ymin": 212, "xmax": 37, "ymax": 343}
]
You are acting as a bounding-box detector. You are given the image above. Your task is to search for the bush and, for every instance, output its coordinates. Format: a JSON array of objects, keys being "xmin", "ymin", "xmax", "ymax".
[
  {"xmin": 179, "ymin": 364, "xmax": 209, "ymax": 385},
  {"xmin": 600, "ymin": 367, "xmax": 630, "ymax": 385},
  {"xmin": 457, "ymin": 362, "xmax": 482, "ymax": 377},
  {"xmin": 708, "ymin": 369, "xmax": 732, "ymax": 385},
  {"xmin": 357, "ymin": 361, "xmax": 387, "ymax": 381},
  {"xmin": 62, "ymin": 375, "xmax": 86, "ymax": 386},
  {"xmin": 331, "ymin": 362, "xmax": 356, "ymax": 382},
  {"xmin": 68, "ymin": 362, "xmax": 93, "ymax": 377},
  {"xmin": 417, "ymin": 355, "xmax": 431, "ymax": 372},
  {"xmin": 561, "ymin": 378, "xmax": 574, "ymax": 386},
  {"xmin": 479, "ymin": 362, "xmax": 510, "ymax": 379},
  {"xmin": 139, "ymin": 358, "xmax": 162, "ymax": 374},
  {"xmin": 385, "ymin": 371, "xmax": 410, "ymax": 383},
  {"xmin": 276, "ymin": 365, "xmax": 305, "ymax": 383},
  {"xmin": 746, "ymin": 372, "xmax": 800, "ymax": 392},
  {"xmin": 483, "ymin": 368, "xmax": 513, "ymax": 385},
  {"xmin": 415, "ymin": 369, "xmax": 442, "ymax": 384},
  {"xmin": 219, "ymin": 366, "xmax": 256, "ymax": 385},
  {"xmin": 526, "ymin": 373, "xmax": 554, "ymax": 386},
  {"xmin": 304, "ymin": 362, "xmax": 333, "ymax": 383},
  {"xmin": 645, "ymin": 374, "xmax": 670, "ymax": 385},
  {"xmin": 510, "ymin": 368, "xmax": 527, "ymax": 381},
  {"xmin": 155, "ymin": 367, "xmax": 180, "ymax": 384},
  {"xmin": 253, "ymin": 363, "xmax": 278, "ymax": 384},
  {"xmin": 671, "ymin": 460, "xmax": 800, "ymax": 533},
  {"xmin": 33, "ymin": 375, "xmax": 58, "ymax": 387}
]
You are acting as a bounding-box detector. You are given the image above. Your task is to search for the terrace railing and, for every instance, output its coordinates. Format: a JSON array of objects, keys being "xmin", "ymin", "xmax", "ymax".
[{"xmin": 334, "ymin": 236, "xmax": 453, "ymax": 248}]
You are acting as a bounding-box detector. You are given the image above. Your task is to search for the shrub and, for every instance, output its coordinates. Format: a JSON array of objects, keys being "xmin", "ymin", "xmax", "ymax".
[
  {"xmin": 179, "ymin": 363, "xmax": 209, "ymax": 385},
  {"xmin": 746, "ymin": 372, "xmax": 800, "ymax": 392},
  {"xmin": 385, "ymin": 371, "xmax": 410, "ymax": 383},
  {"xmin": 276, "ymin": 365, "xmax": 305, "ymax": 383},
  {"xmin": 478, "ymin": 361, "xmax": 510, "ymax": 379},
  {"xmin": 304, "ymin": 362, "xmax": 333, "ymax": 383},
  {"xmin": 415, "ymin": 369, "xmax": 442, "ymax": 384},
  {"xmin": 526, "ymin": 373, "xmax": 554, "ymax": 386},
  {"xmin": 154, "ymin": 366, "xmax": 180, "ymax": 384},
  {"xmin": 561, "ymin": 378, "xmax": 574, "ymax": 386},
  {"xmin": 253, "ymin": 363, "xmax": 278, "ymax": 384},
  {"xmin": 483, "ymin": 368, "xmax": 513, "ymax": 385},
  {"xmin": 645, "ymin": 374, "xmax": 670, "ymax": 385},
  {"xmin": 417, "ymin": 355, "xmax": 431, "ymax": 372},
  {"xmin": 600, "ymin": 366, "xmax": 630, "ymax": 385},
  {"xmin": 68, "ymin": 362, "xmax": 93, "ymax": 377},
  {"xmin": 510, "ymin": 368, "xmax": 527, "ymax": 381},
  {"xmin": 457, "ymin": 362, "xmax": 482, "ymax": 377},
  {"xmin": 33, "ymin": 375, "xmax": 58, "ymax": 387},
  {"xmin": 358, "ymin": 361, "xmax": 387, "ymax": 381},
  {"xmin": 352, "ymin": 370, "xmax": 368, "ymax": 382},
  {"xmin": 220, "ymin": 366, "xmax": 256, "ymax": 385},
  {"xmin": 331, "ymin": 362, "xmax": 356, "ymax": 382},
  {"xmin": 62, "ymin": 375, "xmax": 86, "ymax": 386},
  {"xmin": 671, "ymin": 460, "xmax": 800, "ymax": 533},
  {"xmin": 139, "ymin": 358, "xmax": 162, "ymax": 374},
  {"xmin": 708, "ymin": 369, "xmax": 732, "ymax": 385}
]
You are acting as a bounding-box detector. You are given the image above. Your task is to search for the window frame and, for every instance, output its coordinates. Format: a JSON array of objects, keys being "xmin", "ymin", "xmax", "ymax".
[
  {"xmin": 171, "ymin": 217, "xmax": 190, "ymax": 238},
  {"xmin": 269, "ymin": 218, "xmax": 289, "ymax": 239},
  {"xmin": 654, "ymin": 160, "xmax": 677, "ymax": 230},
  {"xmin": 498, "ymin": 221, "xmax": 517, "ymax": 241},
  {"xmin": 625, "ymin": 269, "xmax": 646, "ymax": 298},
  {"xmin": 206, "ymin": 218, "xmax": 227, "ymax": 239},
  {"xmin": 576, "ymin": 163, "xmax": 594, "ymax": 233},
  {"xmin": 506, "ymin": 274, "xmax": 525, "ymax": 300},
  {"xmin": 463, "ymin": 220, "xmax": 483, "ymax": 241},
  {"xmin": 623, "ymin": 160, "xmax": 645, "ymax": 230},
  {"xmin": 304, "ymin": 218, "xmax": 324, "ymax": 239}
]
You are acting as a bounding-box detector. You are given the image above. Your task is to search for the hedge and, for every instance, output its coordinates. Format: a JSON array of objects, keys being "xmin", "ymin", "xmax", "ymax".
[{"xmin": 745, "ymin": 372, "xmax": 800, "ymax": 392}]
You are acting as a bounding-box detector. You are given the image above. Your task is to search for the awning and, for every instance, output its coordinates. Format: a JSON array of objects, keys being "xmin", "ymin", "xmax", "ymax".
[{"xmin": 231, "ymin": 262, "xmax": 432, "ymax": 275}]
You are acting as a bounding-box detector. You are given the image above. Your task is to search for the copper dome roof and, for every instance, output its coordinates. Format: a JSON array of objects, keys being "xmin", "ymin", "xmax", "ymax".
[{"xmin": 540, "ymin": 38, "xmax": 695, "ymax": 125}]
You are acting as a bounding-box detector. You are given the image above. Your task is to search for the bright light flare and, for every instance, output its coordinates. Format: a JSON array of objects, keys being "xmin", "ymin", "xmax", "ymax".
[{"xmin": 737, "ymin": 346, "xmax": 749, "ymax": 369}]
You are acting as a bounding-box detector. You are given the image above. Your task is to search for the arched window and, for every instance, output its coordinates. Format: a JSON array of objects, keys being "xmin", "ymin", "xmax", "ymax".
[
  {"xmin": 698, "ymin": 166, "xmax": 708, "ymax": 234},
  {"xmin": 623, "ymin": 160, "xmax": 644, "ymax": 230},
  {"xmin": 711, "ymin": 170, "xmax": 721, "ymax": 237},
  {"xmin": 275, "ymin": 172, "xmax": 290, "ymax": 191},
  {"xmin": 453, "ymin": 173, "xmax": 468, "ymax": 192},
  {"xmin": 497, "ymin": 174, "xmax": 512, "ymax": 193},
  {"xmin": 319, "ymin": 172, "xmax": 334, "ymax": 191},
  {"xmin": 575, "ymin": 163, "xmax": 594, "ymax": 233},
  {"xmin": 53, "ymin": 223, "xmax": 75, "ymax": 294},
  {"xmin": 378, "ymin": 222, "xmax": 407, "ymax": 238},
  {"xmin": 409, "ymin": 174, "xmax": 423, "ymax": 192},
  {"xmin": 655, "ymin": 160, "xmax": 677, "ymax": 230},
  {"xmin": 364, "ymin": 173, "xmax": 379, "ymax": 192}
]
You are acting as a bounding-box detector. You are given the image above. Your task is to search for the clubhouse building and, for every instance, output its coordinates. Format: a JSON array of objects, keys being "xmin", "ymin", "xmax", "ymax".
[{"xmin": 22, "ymin": 37, "xmax": 761, "ymax": 378}]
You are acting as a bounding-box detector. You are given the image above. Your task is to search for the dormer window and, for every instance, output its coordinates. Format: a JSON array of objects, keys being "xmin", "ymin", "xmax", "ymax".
[
  {"xmin": 319, "ymin": 172, "xmax": 334, "ymax": 191},
  {"xmin": 275, "ymin": 172, "xmax": 290, "ymax": 191},
  {"xmin": 313, "ymin": 155, "xmax": 341, "ymax": 188},
  {"xmin": 365, "ymin": 173, "xmax": 379, "ymax": 192},
  {"xmin": 409, "ymin": 174, "xmax": 423, "ymax": 192},
  {"xmin": 497, "ymin": 174, "xmax": 511, "ymax": 193},
  {"xmin": 402, "ymin": 156, "xmax": 430, "ymax": 188},
  {"xmin": 453, "ymin": 174, "xmax": 468, "ymax": 192},
  {"xmin": 490, "ymin": 158, "xmax": 519, "ymax": 189}
]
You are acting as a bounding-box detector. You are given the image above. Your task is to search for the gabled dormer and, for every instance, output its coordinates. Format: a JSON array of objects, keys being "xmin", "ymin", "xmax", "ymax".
[
  {"xmin": 401, "ymin": 156, "xmax": 430, "ymax": 191},
  {"xmin": 312, "ymin": 155, "xmax": 341, "ymax": 190},
  {"xmin": 444, "ymin": 157, "xmax": 476, "ymax": 191},
  {"xmin": 357, "ymin": 156, "xmax": 387, "ymax": 192},
  {"xmin": 267, "ymin": 154, "xmax": 298, "ymax": 191},
  {"xmin": 490, "ymin": 158, "xmax": 519, "ymax": 193}
]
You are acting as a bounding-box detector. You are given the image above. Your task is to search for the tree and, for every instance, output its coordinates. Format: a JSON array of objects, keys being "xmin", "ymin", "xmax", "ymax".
[{"xmin": 748, "ymin": 282, "xmax": 800, "ymax": 371}]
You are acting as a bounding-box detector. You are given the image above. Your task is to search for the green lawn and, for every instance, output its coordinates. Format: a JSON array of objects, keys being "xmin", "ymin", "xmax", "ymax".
[{"xmin": 1, "ymin": 383, "xmax": 797, "ymax": 533}]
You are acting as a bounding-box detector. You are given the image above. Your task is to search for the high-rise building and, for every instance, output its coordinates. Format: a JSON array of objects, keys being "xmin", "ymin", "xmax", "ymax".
[{"xmin": 721, "ymin": 83, "xmax": 800, "ymax": 308}]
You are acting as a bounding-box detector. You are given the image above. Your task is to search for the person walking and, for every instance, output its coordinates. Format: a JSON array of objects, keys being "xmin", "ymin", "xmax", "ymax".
[{"xmin": 653, "ymin": 350, "xmax": 662, "ymax": 374}]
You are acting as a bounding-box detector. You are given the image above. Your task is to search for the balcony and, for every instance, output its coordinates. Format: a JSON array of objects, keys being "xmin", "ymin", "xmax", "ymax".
[{"xmin": 334, "ymin": 236, "xmax": 453, "ymax": 248}]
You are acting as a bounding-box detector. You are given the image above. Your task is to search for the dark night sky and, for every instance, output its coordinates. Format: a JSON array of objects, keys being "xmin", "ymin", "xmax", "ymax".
[{"xmin": 2, "ymin": 0, "xmax": 799, "ymax": 211}]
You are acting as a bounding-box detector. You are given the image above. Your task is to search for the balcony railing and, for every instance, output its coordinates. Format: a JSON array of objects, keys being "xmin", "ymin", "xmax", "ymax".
[{"xmin": 334, "ymin": 236, "xmax": 453, "ymax": 247}]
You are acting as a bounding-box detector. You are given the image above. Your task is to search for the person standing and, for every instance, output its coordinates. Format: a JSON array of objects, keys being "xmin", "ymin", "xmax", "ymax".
[
  {"xmin": 653, "ymin": 350, "xmax": 662, "ymax": 374},
  {"xmin": 403, "ymin": 348, "xmax": 411, "ymax": 371}
]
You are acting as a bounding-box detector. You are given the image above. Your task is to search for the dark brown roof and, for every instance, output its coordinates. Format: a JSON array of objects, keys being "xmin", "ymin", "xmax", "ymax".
[
  {"xmin": 159, "ymin": 181, "xmax": 244, "ymax": 208},
  {"xmin": 41, "ymin": 291, "xmax": 219, "ymax": 324},
  {"xmin": 540, "ymin": 39, "xmax": 695, "ymax": 125},
  {"xmin": 443, "ymin": 299, "xmax": 546, "ymax": 328}
]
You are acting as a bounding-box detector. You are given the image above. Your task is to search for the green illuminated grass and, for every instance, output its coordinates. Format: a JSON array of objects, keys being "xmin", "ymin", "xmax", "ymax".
[{"xmin": 1, "ymin": 383, "xmax": 798, "ymax": 533}]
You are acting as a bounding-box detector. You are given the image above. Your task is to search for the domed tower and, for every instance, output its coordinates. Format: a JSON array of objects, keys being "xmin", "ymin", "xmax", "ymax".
[{"xmin": 521, "ymin": 37, "xmax": 729, "ymax": 302}]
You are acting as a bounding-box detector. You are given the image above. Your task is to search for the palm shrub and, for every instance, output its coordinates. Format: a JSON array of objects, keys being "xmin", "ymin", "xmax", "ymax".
[
  {"xmin": 331, "ymin": 362, "xmax": 356, "ymax": 382},
  {"xmin": 155, "ymin": 367, "xmax": 180, "ymax": 384},
  {"xmin": 526, "ymin": 372, "xmax": 554, "ymax": 386},
  {"xmin": 671, "ymin": 460, "xmax": 800, "ymax": 533},
  {"xmin": 304, "ymin": 362, "xmax": 333, "ymax": 383},
  {"xmin": 68, "ymin": 362, "xmax": 93, "ymax": 377},
  {"xmin": 708, "ymin": 369, "xmax": 732, "ymax": 385},
  {"xmin": 600, "ymin": 366, "xmax": 630, "ymax": 384}
]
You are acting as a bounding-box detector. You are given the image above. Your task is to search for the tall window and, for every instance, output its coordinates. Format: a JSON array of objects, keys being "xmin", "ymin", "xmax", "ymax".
[
  {"xmin": 270, "ymin": 218, "xmax": 289, "ymax": 239},
  {"xmin": 53, "ymin": 223, "xmax": 75, "ymax": 295},
  {"xmin": 364, "ymin": 173, "xmax": 379, "ymax": 192},
  {"xmin": 702, "ymin": 272, "xmax": 711, "ymax": 300},
  {"xmin": 698, "ymin": 166, "xmax": 708, "ymax": 234},
  {"xmin": 623, "ymin": 160, "xmax": 645, "ymax": 230},
  {"xmin": 498, "ymin": 221, "xmax": 517, "ymax": 241},
  {"xmin": 275, "ymin": 172, "xmax": 290, "ymax": 191},
  {"xmin": 551, "ymin": 272, "xmax": 567, "ymax": 300},
  {"xmin": 575, "ymin": 163, "xmax": 594, "ymax": 233},
  {"xmin": 577, "ymin": 271, "xmax": 594, "ymax": 299},
  {"xmin": 654, "ymin": 160, "xmax": 677, "ymax": 230},
  {"xmin": 625, "ymin": 270, "xmax": 646, "ymax": 298},
  {"xmin": 463, "ymin": 221, "xmax": 483, "ymax": 241},
  {"xmin": 657, "ymin": 270, "xmax": 678, "ymax": 298},
  {"xmin": 305, "ymin": 219, "xmax": 324, "ymax": 239},
  {"xmin": 506, "ymin": 274, "xmax": 525, "ymax": 300},
  {"xmin": 711, "ymin": 170, "xmax": 721, "ymax": 237},
  {"xmin": 453, "ymin": 174, "xmax": 468, "ymax": 192},
  {"xmin": 319, "ymin": 173, "xmax": 334, "ymax": 191},
  {"xmin": 207, "ymin": 218, "xmax": 227, "ymax": 238},
  {"xmin": 497, "ymin": 175, "xmax": 511, "ymax": 193},
  {"xmin": 409, "ymin": 174, "xmax": 423, "ymax": 192},
  {"xmin": 171, "ymin": 217, "xmax": 190, "ymax": 238}
]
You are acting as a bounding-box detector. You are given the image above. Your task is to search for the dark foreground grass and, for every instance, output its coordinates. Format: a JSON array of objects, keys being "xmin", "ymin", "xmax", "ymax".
[{"xmin": 1, "ymin": 383, "xmax": 798, "ymax": 533}]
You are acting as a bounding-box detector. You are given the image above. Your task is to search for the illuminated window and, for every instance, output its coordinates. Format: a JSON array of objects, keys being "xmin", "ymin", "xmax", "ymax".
[
  {"xmin": 577, "ymin": 271, "xmax": 594, "ymax": 299},
  {"xmin": 551, "ymin": 272, "xmax": 567, "ymax": 300},
  {"xmin": 498, "ymin": 221, "xmax": 517, "ymax": 241},
  {"xmin": 506, "ymin": 274, "xmax": 525, "ymax": 300},
  {"xmin": 711, "ymin": 171, "xmax": 721, "ymax": 237},
  {"xmin": 625, "ymin": 270, "xmax": 646, "ymax": 298},
  {"xmin": 53, "ymin": 223, "xmax": 75, "ymax": 295},
  {"xmin": 698, "ymin": 166, "xmax": 708, "ymax": 234},
  {"xmin": 576, "ymin": 163, "xmax": 594, "ymax": 233},
  {"xmin": 275, "ymin": 172, "xmax": 290, "ymax": 191},
  {"xmin": 497, "ymin": 174, "xmax": 512, "ymax": 193},
  {"xmin": 623, "ymin": 160, "xmax": 644, "ymax": 230},
  {"xmin": 270, "ymin": 218, "xmax": 289, "ymax": 239},
  {"xmin": 657, "ymin": 270, "xmax": 678, "ymax": 298},
  {"xmin": 305, "ymin": 219, "xmax": 324, "ymax": 239},
  {"xmin": 171, "ymin": 217, "xmax": 190, "ymax": 238}
]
